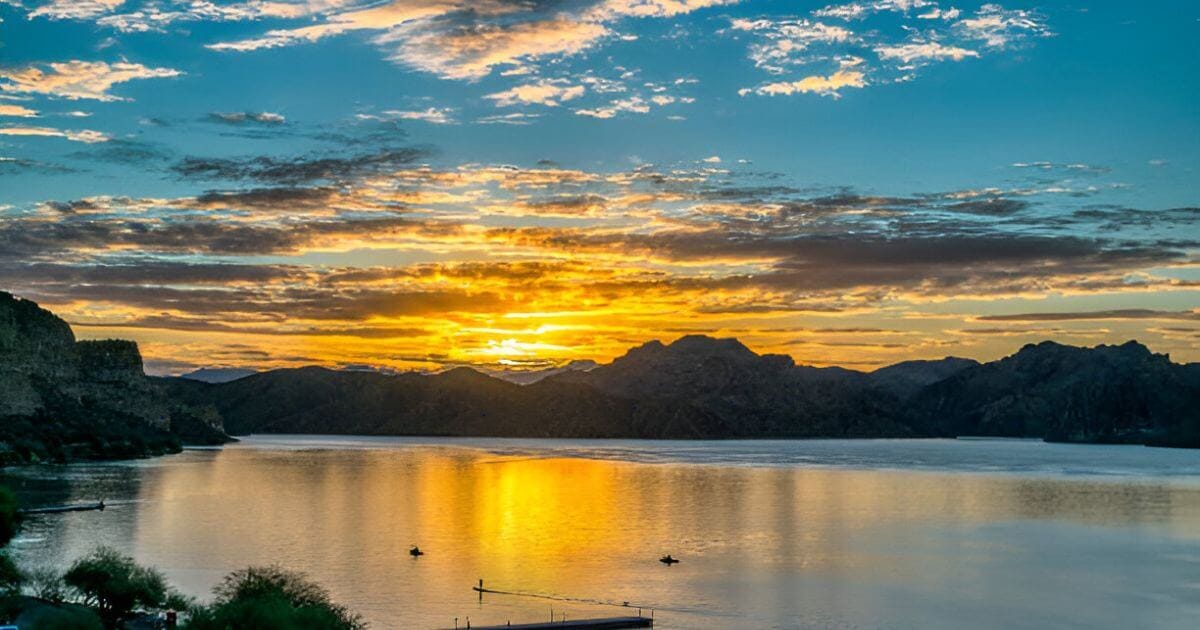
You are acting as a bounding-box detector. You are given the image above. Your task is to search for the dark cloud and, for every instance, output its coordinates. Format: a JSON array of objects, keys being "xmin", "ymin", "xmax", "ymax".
[
  {"xmin": 0, "ymin": 214, "xmax": 460, "ymax": 259},
  {"xmin": 67, "ymin": 139, "xmax": 173, "ymax": 166},
  {"xmin": 207, "ymin": 112, "xmax": 286, "ymax": 126},
  {"xmin": 977, "ymin": 309, "xmax": 1200, "ymax": 322},
  {"xmin": 172, "ymin": 147, "xmax": 430, "ymax": 184}
]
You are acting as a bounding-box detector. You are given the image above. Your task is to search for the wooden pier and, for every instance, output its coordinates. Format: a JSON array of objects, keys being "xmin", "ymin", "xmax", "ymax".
[
  {"xmin": 460, "ymin": 580, "xmax": 654, "ymax": 629},
  {"xmin": 460, "ymin": 617, "xmax": 652, "ymax": 629}
]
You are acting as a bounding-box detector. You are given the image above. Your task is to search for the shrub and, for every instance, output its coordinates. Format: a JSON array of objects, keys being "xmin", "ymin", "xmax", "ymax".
[
  {"xmin": 0, "ymin": 485, "xmax": 18, "ymax": 547},
  {"xmin": 26, "ymin": 566, "xmax": 68, "ymax": 602},
  {"xmin": 186, "ymin": 565, "xmax": 365, "ymax": 630},
  {"xmin": 0, "ymin": 552, "xmax": 21, "ymax": 595},
  {"xmin": 63, "ymin": 547, "xmax": 167, "ymax": 625}
]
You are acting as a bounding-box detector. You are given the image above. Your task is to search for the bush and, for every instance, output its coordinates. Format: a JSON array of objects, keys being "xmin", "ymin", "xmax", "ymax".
[
  {"xmin": 26, "ymin": 566, "xmax": 67, "ymax": 602},
  {"xmin": 0, "ymin": 485, "xmax": 18, "ymax": 547},
  {"xmin": 186, "ymin": 566, "xmax": 365, "ymax": 630},
  {"xmin": 63, "ymin": 547, "xmax": 167, "ymax": 625},
  {"xmin": 0, "ymin": 552, "xmax": 22, "ymax": 595}
]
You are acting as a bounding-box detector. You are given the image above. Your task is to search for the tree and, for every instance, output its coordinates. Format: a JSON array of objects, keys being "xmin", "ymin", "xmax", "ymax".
[
  {"xmin": 0, "ymin": 552, "xmax": 21, "ymax": 596},
  {"xmin": 186, "ymin": 565, "xmax": 365, "ymax": 630},
  {"xmin": 63, "ymin": 547, "xmax": 167, "ymax": 626},
  {"xmin": 0, "ymin": 485, "xmax": 18, "ymax": 547}
]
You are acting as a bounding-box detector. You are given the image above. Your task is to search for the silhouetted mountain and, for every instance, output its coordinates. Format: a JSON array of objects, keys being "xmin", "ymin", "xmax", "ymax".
[
  {"xmin": 548, "ymin": 335, "xmax": 910, "ymax": 437},
  {"xmin": 484, "ymin": 360, "xmax": 599, "ymax": 385},
  {"xmin": 909, "ymin": 341, "xmax": 1200, "ymax": 447},
  {"xmin": 1, "ymin": 292, "xmax": 232, "ymax": 464},
  {"xmin": 5, "ymin": 292, "xmax": 1199, "ymax": 451},
  {"xmin": 181, "ymin": 367, "xmax": 258, "ymax": 384},
  {"xmin": 865, "ymin": 357, "xmax": 979, "ymax": 399},
  {"xmin": 172, "ymin": 334, "xmax": 1198, "ymax": 447}
]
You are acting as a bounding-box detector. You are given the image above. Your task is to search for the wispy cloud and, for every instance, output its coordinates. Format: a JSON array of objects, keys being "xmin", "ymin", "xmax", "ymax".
[
  {"xmin": 0, "ymin": 125, "xmax": 109, "ymax": 143},
  {"xmin": 0, "ymin": 60, "xmax": 182, "ymax": 101},
  {"xmin": 735, "ymin": 2, "xmax": 1051, "ymax": 98},
  {"xmin": 487, "ymin": 80, "xmax": 585, "ymax": 107}
]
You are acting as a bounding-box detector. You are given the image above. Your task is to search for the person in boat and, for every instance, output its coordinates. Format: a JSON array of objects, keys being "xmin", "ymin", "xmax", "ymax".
[
  {"xmin": 659, "ymin": 554, "xmax": 678, "ymax": 564},
  {"xmin": 409, "ymin": 545, "xmax": 424, "ymax": 557}
]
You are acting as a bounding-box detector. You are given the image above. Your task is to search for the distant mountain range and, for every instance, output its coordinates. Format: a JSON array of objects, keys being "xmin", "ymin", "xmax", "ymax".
[
  {"xmin": 4, "ymin": 291, "xmax": 1199, "ymax": 463},
  {"xmin": 166, "ymin": 333, "xmax": 1200, "ymax": 449}
]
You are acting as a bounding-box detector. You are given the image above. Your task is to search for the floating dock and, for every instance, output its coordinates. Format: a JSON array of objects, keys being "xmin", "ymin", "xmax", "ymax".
[{"xmin": 463, "ymin": 617, "xmax": 652, "ymax": 629}]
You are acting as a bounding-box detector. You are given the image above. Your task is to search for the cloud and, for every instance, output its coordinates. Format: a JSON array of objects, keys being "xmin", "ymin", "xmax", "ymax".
[
  {"xmin": 205, "ymin": 0, "xmax": 457, "ymax": 50},
  {"xmin": 977, "ymin": 310, "xmax": 1200, "ymax": 323},
  {"xmin": 734, "ymin": 3, "xmax": 1051, "ymax": 97},
  {"xmin": 95, "ymin": 0, "xmax": 341, "ymax": 33},
  {"xmin": 575, "ymin": 96, "xmax": 652, "ymax": 118},
  {"xmin": 172, "ymin": 147, "xmax": 429, "ymax": 183},
  {"xmin": 28, "ymin": 0, "xmax": 124, "ymax": 20},
  {"xmin": 475, "ymin": 112, "xmax": 540, "ymax": 125},
  {"xmin": 0, "ymin": 104, "xmax": 38, "ymax": 117},
  {"xmin": 874, "ymin": 42, "xmax": 978, "ymax": 63},
  {"xmin": 486, "ymin": 80, "xmax": 586, "ymax": 107},
  {"xmin": 385, "ymin": 18, "xmax": 611, "ymax": 80},
  {"xmin": 208, "ymin": 0, "xmax": 730, "ymax": 81},
  {"xmin": 358, "ymin": 107, "xmax": 456, "ymax": 124},
  {"xmin": 0, "ymin": 125, "xmax": 109, "ymax": 143},
  {"xmin": 209, "ymin": 111, "xmax": 287, "ymax": 125},
  {"xmin": 957, "ymin": 4, "xmax": 1051, "ymax": 48},
  {"xmin": 740, "ymin": 70, "xmax": 866, "ymax": 98},
  {"xmin": 0, "ymin": 60, "xmax": 182, "ymax": 101}
]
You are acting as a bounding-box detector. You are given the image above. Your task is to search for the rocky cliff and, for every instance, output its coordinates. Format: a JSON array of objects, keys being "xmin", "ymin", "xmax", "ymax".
[{"xmin": 1, "ymin": 291, "xmax": 231, "ymax": 464}]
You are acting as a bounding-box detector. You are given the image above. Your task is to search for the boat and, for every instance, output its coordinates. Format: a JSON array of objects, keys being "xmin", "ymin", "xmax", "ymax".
[
  {"xmin": 658, "ymin": 555, "xmax": 678, "ymax": 565},
  {"xmin": 410, "ymin": 546, "xmax": 425, "ymax": 557}
]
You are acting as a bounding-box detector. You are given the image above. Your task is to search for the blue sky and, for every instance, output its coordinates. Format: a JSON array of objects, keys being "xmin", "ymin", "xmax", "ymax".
[{"xmin": 1, "ymin": 0, "xmax": 1198, "ymax": 373}]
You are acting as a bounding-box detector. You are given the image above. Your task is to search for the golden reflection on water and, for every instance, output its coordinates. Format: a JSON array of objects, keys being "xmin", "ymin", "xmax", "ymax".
[{"xmin": 13, "ymin": 443, "xmax": 1200, "ymax": 629}]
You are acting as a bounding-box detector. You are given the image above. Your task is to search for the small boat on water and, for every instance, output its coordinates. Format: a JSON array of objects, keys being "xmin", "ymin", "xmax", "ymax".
[
  {"xmin": 410, "ymin": 546, "xmax": 424, "ymax": 557},
  {"xmin": 659, "ymin": 555, "xmax": 679, "ymax": 565}
]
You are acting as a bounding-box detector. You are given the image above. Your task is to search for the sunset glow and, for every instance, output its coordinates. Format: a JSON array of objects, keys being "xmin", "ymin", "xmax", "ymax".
[{"xmin": 2, "ymin": 1, "xmax": 1196, "ymax": 374}]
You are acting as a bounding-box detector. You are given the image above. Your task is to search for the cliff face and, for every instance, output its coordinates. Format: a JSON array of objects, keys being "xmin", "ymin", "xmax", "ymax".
[
  {"xmin": 0, "ymin": 292, "xmax": 230, "ymax": 464},
  {"xmin": 908, "ymin": 341, "xmax": 1200, "ymax": 445}
]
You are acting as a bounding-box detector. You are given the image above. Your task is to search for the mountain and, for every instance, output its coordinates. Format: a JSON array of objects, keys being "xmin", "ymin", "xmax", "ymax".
[
  {"xmin": 162, "ymin": 365, "xmax": 697, "ymax": 438},
  {"xmin": 0, "ymin": 292, "xmax": 232, "ymax": 464},
  {"xmin": 547, "ymin": 335, "xmax": 911, "ymax": 437},
  {"xmin": 908, "ymin": 341, "xmax": 1200, "ymax": 447},
  {"xmin": 172, "ymin": 334, "xmax": 1199, "ymax": 447},
  {"xmin": 865, "ymin": 357, "xmax": 979, "ymax": 399},
  {"xmin": 485, "ymin": 360, "xmax": 599, "ymax": 385},
  {"xmin": 181, "ymin": 367, "xmax": 258, "ymax": 384},
  {"xmin": 5, "ymin": 291, "xmax": 1198, "ymax": 450}
]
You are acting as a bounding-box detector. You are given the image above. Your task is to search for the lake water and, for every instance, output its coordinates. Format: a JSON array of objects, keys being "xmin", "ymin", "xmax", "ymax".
[{"xmin": 6, "ymin": 436, "xmax": 1200, "ymax": 629}]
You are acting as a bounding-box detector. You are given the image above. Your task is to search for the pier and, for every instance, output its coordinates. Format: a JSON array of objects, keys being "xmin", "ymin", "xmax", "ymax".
[
  {"xmin": 460, "ymin": 581, "xmax": 654, "ymax": 629},
  {"xmin": 463, "ymin": 617, "xmax": 652, "ymax": 629}
]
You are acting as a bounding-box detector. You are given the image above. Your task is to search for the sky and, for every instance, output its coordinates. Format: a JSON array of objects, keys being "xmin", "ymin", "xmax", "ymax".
[{"xmin": 1, "ymin": 0, "xmax": 1198, "ymax": 375}]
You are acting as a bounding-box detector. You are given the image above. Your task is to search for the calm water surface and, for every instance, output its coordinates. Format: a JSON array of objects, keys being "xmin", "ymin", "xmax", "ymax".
[{"xmin": 6, "ymin": 436, "xmax": 1200, "ymax": 629}]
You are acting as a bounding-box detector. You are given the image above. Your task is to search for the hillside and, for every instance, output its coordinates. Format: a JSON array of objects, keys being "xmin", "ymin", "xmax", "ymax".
[{"xmin": 0, "ymin": 292, "xmax": 231, "ymax": 464}]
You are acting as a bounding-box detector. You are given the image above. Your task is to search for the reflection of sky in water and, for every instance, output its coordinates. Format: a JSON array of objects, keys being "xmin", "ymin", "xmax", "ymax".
[{"xmin": 6, "ymin": 437, "xmax": 1200, "ymax": 629}]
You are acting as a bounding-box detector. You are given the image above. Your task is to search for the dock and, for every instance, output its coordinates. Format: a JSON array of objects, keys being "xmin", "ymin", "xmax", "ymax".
[
  {"xmin": 461, "ymin": 580, "xmax": 655, "ymax": 629},
  {"xmin": 18, "ymin": 501, "xmax": 105, "ymax": 515},
  {"xmin": 461, "ymin": 617, "xmax": 652, "ymax": 629}
]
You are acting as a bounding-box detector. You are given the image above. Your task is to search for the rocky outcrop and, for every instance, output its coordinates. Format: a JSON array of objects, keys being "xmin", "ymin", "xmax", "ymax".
[
  {"xmin": 908, "ymin": 340, "xmax": 1200, "ymax": 446},
  {"xmin": 0, "ymin": 291, "xmax": 231, "ymax": 464}
]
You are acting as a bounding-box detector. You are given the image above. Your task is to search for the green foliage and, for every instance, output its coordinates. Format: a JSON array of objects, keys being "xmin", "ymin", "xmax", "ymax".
[
  {"xmin": 63, "ymin": 547, "xmax": 167, "ymax": 625},
  {"xmin": 0, "ymin": 552, "xmax": 22, "ymax": 595},
  {"xmin": 0, "ymin": 485, "xmax": 18, "ymax": 547},
  {"xmin": 185, "ymin": 566, "xmax": 365, "ymax": 630},
  {"xmin": 26, "ymin": 566, "xmax": 68, "ymax": 603}
]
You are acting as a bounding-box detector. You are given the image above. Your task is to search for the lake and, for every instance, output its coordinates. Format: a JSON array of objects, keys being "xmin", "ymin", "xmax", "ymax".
[{"xmin": 6, "ymin": 436, "xmax": 1200, "ymax": 629}]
